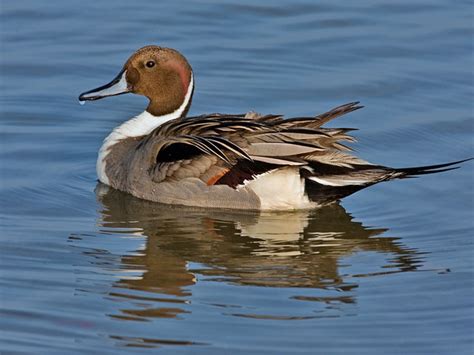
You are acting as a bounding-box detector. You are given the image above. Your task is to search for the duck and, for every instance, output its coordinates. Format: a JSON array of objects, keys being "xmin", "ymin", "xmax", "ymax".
[{"xmin": 79, "ymin": 45, "xmax": 469, "ymax": 210}]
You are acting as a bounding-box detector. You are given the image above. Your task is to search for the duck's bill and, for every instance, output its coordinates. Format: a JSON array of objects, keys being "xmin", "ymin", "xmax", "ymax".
[{"xmin": 79, "ymin": 69, "xmax": 129, "ymax": 101}]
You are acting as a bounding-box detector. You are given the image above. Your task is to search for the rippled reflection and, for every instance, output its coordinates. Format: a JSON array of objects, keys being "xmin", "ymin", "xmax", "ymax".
[{"xmin": 81, "ymin": 184, "xmax": 424, "ymax": 331}]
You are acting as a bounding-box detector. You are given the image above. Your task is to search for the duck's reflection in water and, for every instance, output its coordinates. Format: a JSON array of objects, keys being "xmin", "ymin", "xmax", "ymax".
[{"xmin": 88, "ymin": 185, "xmax": 422, "ymax": 326}]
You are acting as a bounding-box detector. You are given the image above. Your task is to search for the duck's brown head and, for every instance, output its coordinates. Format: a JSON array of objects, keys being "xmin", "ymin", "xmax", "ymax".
[{"xmin": 79, "ymin": 45, "xmax": 194, "ymax": 117}]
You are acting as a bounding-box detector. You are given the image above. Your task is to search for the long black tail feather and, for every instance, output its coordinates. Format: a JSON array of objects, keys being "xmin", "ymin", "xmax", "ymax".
[
  {"xmin": 305, "ymin": 158, "xmax": 472, "ymax": 205},
  {"xmin": 395, "ymin": 158, "xmax": 473, "ymax": 178}
]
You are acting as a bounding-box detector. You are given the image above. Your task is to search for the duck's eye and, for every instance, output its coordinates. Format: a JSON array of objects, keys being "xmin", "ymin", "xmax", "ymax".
[{"xmin": 145, "ymin": 60, "xmax": 155, "ymax": 68}]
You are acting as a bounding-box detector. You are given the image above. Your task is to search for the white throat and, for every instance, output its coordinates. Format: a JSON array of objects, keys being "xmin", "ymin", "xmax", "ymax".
[{"xmin": 97, "ymin": 75, "xmax": 194, "ymax": 185}]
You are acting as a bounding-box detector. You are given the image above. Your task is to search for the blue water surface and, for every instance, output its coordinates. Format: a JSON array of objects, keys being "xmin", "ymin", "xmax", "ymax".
[{"xmin": 0, "ymin": 0, "xmax": 473, "ymax": 354}]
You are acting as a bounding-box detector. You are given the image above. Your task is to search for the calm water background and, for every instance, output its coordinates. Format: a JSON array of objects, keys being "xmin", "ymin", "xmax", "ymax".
[{"xmin": 1, "ymin": 0, "xmax": 473, "ymax": 353}]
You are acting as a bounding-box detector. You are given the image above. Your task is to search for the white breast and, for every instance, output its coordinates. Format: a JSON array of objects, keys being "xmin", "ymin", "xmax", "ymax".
[
  {"xmin": 97, "ymin": 76, "xmax": 194, "ymax": 185},
  {"xmin": 96, "ymin": 111, "xmax": 161, "ymax": 184}
]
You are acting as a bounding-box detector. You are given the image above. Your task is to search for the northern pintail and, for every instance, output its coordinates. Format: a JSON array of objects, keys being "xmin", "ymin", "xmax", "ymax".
[{"xmin": 79, "ymin": 45, "xmax": 469, "ymax": 210}]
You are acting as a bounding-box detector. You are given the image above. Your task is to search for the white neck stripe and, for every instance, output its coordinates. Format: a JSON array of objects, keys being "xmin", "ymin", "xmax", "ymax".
[
  {"xmin": 117, "ymin": 73, "xmax": 194, "ymax": 139},
  {"xmin": 96, "ymin": 73, "xmax": 194, "ymax": 184}
]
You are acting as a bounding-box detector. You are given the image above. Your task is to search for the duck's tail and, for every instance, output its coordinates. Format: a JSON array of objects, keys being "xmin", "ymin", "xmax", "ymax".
[
  {"xmin": 393, "ymin": 158, "xmax": 472, "ymax": 178},
  {"xmin": 304, "ymin": 158, "xmax": 472, "ymax": 204}
]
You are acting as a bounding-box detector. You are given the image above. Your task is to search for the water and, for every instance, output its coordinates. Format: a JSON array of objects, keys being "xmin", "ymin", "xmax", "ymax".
[{"xmin": 1, "ymin": 0, "xmax": 473, "ymax": 353}]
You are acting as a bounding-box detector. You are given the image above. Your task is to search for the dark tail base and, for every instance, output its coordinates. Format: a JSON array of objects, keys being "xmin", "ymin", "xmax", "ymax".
[{"xmin": 306, "ymin": 158, "xmax": 472, "ymax": 205}]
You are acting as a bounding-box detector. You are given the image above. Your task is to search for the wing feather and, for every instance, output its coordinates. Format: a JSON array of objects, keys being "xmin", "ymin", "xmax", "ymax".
[{"xmin": 144, "ymin": 102, "xmax": 366, "ymax": 187}]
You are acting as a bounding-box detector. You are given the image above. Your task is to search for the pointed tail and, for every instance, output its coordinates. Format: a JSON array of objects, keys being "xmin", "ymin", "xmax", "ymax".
[
  {"xmin": 395, "ymin": 158, "xmax": 473, "ymax": 178},
  {"xmin": 305, "ymin": 158, "xmax": 472, "ymax": 205}
]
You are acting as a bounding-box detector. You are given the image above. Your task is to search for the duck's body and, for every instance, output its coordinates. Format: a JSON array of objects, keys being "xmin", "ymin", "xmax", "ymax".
[{"xmin": 80, "ymin": 45, "xmax": 468, "ymax": 210}]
